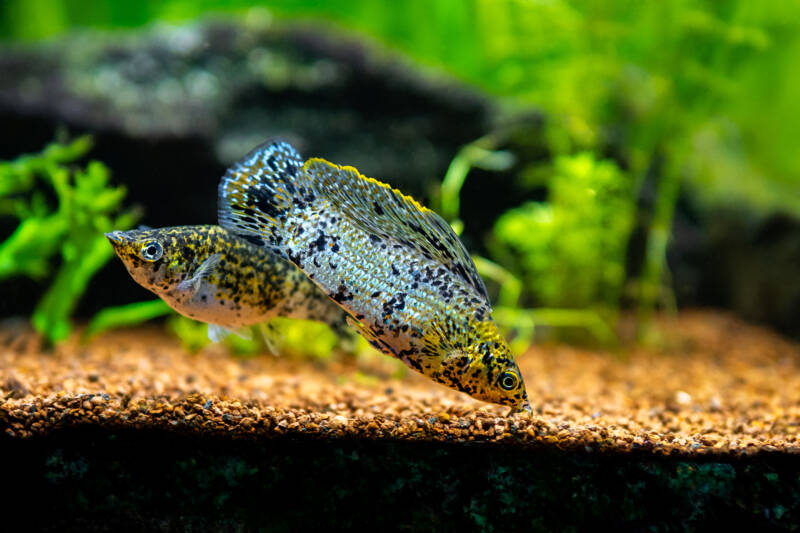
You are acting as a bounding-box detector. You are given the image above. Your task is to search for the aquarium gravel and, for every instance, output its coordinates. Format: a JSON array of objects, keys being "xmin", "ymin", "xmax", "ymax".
[{"xmin": 2, "ymin": 310, "xmax": 799, "ymax": 458}]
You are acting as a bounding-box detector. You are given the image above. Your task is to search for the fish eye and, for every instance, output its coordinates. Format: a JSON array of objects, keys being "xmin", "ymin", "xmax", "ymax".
[
  {"xmin": 499, "ymin": 372, "xmax": 518, "ymax": 391},
  {"xmin": 140, "ymin": 241, "xmax": 163, "ymax": 262}
]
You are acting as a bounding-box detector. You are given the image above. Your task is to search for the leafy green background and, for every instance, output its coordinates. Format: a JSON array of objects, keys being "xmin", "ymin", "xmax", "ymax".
[
  {"xmin": 1, "ymin": 0, "xmax": 798, "ymax": 345},
  {"xmin": 2, "ymin": 1, "xmax": 798, "ymax": 213}
]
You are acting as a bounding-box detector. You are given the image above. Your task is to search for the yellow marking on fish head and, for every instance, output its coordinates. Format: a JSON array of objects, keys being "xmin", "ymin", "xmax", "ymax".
[
  {"xmin": 105, "ymin": 228, "xmax": 182, "ymax": 292},
  {"xmin": 424, "ymin": 318, "xmax": 530, "ymax": 412}
]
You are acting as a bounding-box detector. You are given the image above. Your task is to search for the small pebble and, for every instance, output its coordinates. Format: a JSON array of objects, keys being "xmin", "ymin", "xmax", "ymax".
[{"xmin": 674, "ymin": 391, "xmax": 692, "ymax": 406}]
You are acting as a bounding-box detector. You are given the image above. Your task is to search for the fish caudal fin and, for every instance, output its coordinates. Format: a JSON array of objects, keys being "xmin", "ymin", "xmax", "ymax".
[{"xmin": 217, "ymin": 141, "xmax": 310, "ymax": 258}]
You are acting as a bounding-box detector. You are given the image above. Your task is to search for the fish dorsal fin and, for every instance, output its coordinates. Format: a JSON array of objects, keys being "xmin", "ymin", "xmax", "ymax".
[
  {"xmin": 217, "ymin": 142, "xmax": 490, "ymax": 301},
  {"xmin": 304, "ymin": 158, "xmax": 489, "ymax": 301},
  {"xmin": 217, "ymin": 141, "xmax": 309, "ymax": 255}
]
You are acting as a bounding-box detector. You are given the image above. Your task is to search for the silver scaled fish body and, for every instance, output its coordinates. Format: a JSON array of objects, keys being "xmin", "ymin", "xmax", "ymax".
[
  {"xmin": 105, "ymin": 224, "xmax": 349, "ymax": 338},
  {"xmin": 218, "ymin": 141, "xmax": 530, "ymax": 411}
]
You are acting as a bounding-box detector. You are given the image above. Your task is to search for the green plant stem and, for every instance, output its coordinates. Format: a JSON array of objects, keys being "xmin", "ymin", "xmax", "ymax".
[
  {"xmin": 439, "ymin": 139, "xmax": 514, "ymax": 223},
  {"xmin": 82, "ymin": 299, "xmax": 173, "ymax": 341},
  {"xmin": 493, "ymin": 306, "xmax": 615, "ymax": 346},
  {"xmin": 637, "ymin": 163, "xmax": 681, "ymax": 338},
  {"xmin": 32, "ymin": 234, "xmax": 115, "ymax": 342},
  {"xmin": 472, "ymin": 255, "xmax": 522, "ymax": 309}
]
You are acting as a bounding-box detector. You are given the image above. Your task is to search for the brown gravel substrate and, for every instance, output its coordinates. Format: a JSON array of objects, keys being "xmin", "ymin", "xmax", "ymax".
[{"xmin": 1, "ymin": 310, "xmax": 799, "ymax": 457}]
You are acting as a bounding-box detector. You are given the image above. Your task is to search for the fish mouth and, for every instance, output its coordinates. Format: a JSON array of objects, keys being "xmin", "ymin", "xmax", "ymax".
[
  {"xmin": 509, "ymin": 398, "xmax": 533, "ymax": 417},
  {"xmin": 104, "ymin": 231, "xmax": 130, "ymax": 246},
  {"xmin": 519, "ymin": 398, "xmax": 532, "ymax": 414}
]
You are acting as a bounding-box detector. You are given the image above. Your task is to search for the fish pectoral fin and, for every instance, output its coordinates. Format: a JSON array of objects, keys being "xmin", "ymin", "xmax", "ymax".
[
  {"xmin": 207, "ymin": 323, "xmax": 252, "ymax": 344},
  {"xmin": 177, "ymin": 253, "xmax": 223, "ymax": 295}
]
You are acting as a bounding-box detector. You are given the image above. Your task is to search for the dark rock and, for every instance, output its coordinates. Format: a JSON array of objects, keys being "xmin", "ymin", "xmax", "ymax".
[
  {"xmin": 0, "ymin": 17, "xmax": 493, "ymax": 197},
  {"xmin": 670, "ymin": 204, "xmax": 800, "ymax": 339}
]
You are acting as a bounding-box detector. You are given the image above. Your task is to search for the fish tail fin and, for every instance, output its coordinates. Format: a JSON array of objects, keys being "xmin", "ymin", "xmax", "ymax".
[{"xmin": 217, "ymin": 140, "xmax": 310, "ymax": 257}]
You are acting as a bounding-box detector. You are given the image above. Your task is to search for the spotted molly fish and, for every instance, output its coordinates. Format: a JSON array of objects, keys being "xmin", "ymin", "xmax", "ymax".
[
  {"xmin": 218, "ymin": 141, "xmax": 530, "ymax": 411},
  {"xmin": 106, "ymin": 225, "xmax": 349, "ymax": 340}
]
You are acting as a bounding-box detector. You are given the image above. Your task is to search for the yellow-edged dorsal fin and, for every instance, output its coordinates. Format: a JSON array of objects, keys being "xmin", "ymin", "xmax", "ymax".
[{"xmin": 304, "ymin": 158, "xmax": 489, "ymax": 301}]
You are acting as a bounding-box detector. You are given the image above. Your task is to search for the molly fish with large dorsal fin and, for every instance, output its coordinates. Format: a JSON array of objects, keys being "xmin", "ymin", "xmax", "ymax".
[
  {"xmin": 218, "ymin": 141, "xmax": 530, "ymax": 412},
  {"xmin": 106, "ymin": 225, "xmax": 349, "ymax": 336}
]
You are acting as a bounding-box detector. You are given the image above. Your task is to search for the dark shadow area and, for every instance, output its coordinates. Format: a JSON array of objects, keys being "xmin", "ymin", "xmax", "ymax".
[{"xmin": 2, "ymin": 428, "xmax": 797, "ymax": 532}]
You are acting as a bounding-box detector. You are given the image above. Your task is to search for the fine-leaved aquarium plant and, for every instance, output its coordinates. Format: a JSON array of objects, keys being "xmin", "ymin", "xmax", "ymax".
[
  {"xmin": 0, "ymin": 136, "xmax": 138, "ymax": 343},
  {"xmin": 492, "ymin": 152, "xmax": 634, "ymax": 312}
]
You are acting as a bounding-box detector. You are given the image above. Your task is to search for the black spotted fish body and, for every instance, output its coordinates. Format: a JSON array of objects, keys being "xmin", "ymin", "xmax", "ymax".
[
  {"xmin": 106, "ymin": 225, "xmax": 348, "ymax": 335},
  {"xmin": 218, "ymin": 142, "xmax": 530, "ymax": 411}
]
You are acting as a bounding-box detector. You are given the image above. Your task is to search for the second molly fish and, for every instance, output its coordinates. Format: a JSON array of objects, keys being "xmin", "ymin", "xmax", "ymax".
[
  {"xmin": 106, "ymin": 224, "xmax": 349, "ymax": 340},
  {"xmin": 218, "ymin": 141, "xmax": 530, "ymax": 411}
]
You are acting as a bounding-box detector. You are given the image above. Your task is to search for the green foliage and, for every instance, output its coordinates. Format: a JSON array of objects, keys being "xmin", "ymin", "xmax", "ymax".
[
  {"xmin": 3, "ymin": 1, "xmax": 800, "ymax": 345},
  {"xmin": 437, "ymin": 136, "xmax": 516, "ymax": 231},
  {"xmin": 492, "ymin": 153, "xmax": 635, "ymax": 312},
  {"xmin": 0, "ymin": 137, "xmax": 138, "ymax": 342},
  {"xmin": 166, "ymin": 314, "xmax": 347, "ymax": 360},
  {"xmin": 83, "ymin": 299, "xmax": 173, "ymax": 340},
  {"xmin": 265, "ymin": 317, "xmax": 339, "ymax": 360},
  {"xmin": 436, "ymin": 144, "xmax": 630, "ymax": 344},
  {"xmin": 2, "ymin": 1, "xmax": 797, "ymax": 212},
  {"xmin": 167, "ymin": 314, "xmax": 214, "ymax": 353}
]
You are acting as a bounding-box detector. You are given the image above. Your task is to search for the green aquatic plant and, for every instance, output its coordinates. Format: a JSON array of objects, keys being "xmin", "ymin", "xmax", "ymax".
[
  {"xmin": 493, "ymin": 152, "xmax": 634, "ymax": 311},
  {"xmin": 430, "ymin": 134, "xmax": 625, "ymax": 346},
  {"xmin": 5, "ymin": 1, "xmax": 798, "ymax": 211},
  {"xmin": 0, "ymin": 136, "xmax": 138, "ymax": 342},
  {"xmin": 83, "ymin": 299, "xmax": 172, "ymax": 340},
  {"xmin": 488, "ymin": 152, "xmax": 634, "ymax": 342},
  {"xmin": 163, "ymin": 313, "xmax": 345, "ymax": 360}
]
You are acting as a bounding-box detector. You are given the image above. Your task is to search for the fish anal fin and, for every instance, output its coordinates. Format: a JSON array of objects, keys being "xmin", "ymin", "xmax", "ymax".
[
  {"xmin": 208, "ymin": 323, "xmax": 231, "ymax": 343},
  {"xmin": 346, "ymin": 316, "xmax": 389, "ymax": 354},
  {"xmin": 253, "ymin": 322, "xmax": 279, "ymax": 356}
]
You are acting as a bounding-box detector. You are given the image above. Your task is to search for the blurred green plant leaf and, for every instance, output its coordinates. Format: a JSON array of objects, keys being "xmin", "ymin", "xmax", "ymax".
[
  {"xmin": 82, "ymin": 299, "xmax": 173, "ymax": 341},
  {"xmin": 166, "ymin": 314, "xmax": 212, "ymax": 353}
]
